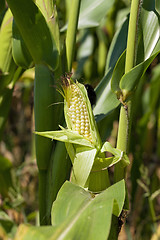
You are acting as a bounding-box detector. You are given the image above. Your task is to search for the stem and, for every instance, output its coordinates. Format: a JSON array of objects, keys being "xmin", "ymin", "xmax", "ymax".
[
  {"xmin": 125, "ymin": 0, "xmax": 141, "ymax": 73},
  {"xmin": 114, "ymin": 106, "xmax": 129, "ymax": 182},
  {"xmin": 114, "ymin": 0, "xmax": 141, "ymax": 183},
  {"xmin": 149, "ymin": 197, "xmax": 156, "ymax": 222},
  {"xmin": 66, "ymin": 0, "xmax": 81, "ymax": 71},
  {"xmin": 149, "ymin": 197, "xmax": 157, "ymax": 231}
]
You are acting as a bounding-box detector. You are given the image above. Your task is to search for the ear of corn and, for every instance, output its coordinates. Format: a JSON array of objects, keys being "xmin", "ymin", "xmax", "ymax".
[{"xmin": 62, "ymin": 77, "xmax": 101, "ymax": 149}]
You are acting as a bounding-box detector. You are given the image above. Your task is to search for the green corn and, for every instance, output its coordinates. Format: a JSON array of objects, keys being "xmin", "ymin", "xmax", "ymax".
[{"xmin": 62, "ymin": 79, "xmax": 92, "ymax": 142}]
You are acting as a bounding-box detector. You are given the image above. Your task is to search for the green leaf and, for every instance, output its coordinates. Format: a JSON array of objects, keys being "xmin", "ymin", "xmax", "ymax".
[
  {"xmin": 137, "ymin": 6, "xmax": 160, "ymax": 63},
  {"xmin": 0, "ymin": 9, "xmax": 13, "ymax": 73},
  {"xmin": 35, "ymin": 129, "xmax": 94, "ymax": 148},
  {"xmin": 75, "ymin": 30, "xmax": 94, "ymax": 79},
  {"xmin": 34, "ymin": 64, "xmax": 63, "ymax": 170},
  {"xmin": 93, "ymin": 18, "xmax": 129, "ymax": 121},
  {"xmin": 14, "ymin": 181, "xmax": 125, "ymax": 240},
  {"xmin": 51, "ymin": 180, "xmax": 125, "ymax": 240},
  {"xmin": 105, "ymin": 16, "xmax": 129, "ymax": 72},
  {"xmin": 93, "ymin": 69, "xmax": 120, "ymax": 122},
  {"xmin": 65, "ymin": 142, "xmax": 76, "ymax": 163},
  {"xmin": 12, "ymin": 20, "xmax": 33, "ymax": 69},
  {"xmin": 93, "ymin": 154, "xmax": 129, "ymax": 170},
  {"xmin": 111, "ymin": 50, "xmax": 126, "ymax": 95},
  {"xmin": 120, "ymin": 52, "xmax": 160, "ymax": 100},
  {"xmin": 61, "ymin": 0, "xmax": 115, "ymax": 30},
  {"xmin": 14, "ymin": 225, "xmax": 56, "ymax": 240},
  {"xmin": 7, "ymin": 0, "xmax": 58, "ymax": 70},
  {"xmin": 71, "ymin": 147, "xmax": 97, "ymax": 187},
  {"xmin": 101, "ymin": 141, "xmax": 122, "ymax": 156},
  {"xmin": 90, "ymin": 141, "xmax": 130, "ymax": 170},
  {"xmin": 46, "ymin": 142, "xmax": 72, "ymax": 227},
  {"xmin": 111, "ymin": 50, "xmax": 160, "ymax": 101},
  {"xmin": 78, "ymin": 0, "xmax": 115, "ymax": 29},
  {"xmin": 34, "ymin": 0, "xmax": 60, "ymax": 52},
  {"xmin": 92, "ymin": 157, "xmax": 120, "ymax": 171}
]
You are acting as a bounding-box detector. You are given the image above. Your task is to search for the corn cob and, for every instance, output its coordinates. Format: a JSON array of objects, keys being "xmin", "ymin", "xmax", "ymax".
[{"xmin": 61, "ymin": 77, "xmax": 93, "ymax": 142}]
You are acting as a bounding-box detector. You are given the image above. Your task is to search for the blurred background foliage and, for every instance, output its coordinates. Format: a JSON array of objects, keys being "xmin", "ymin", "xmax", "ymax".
[{"xmin": 0, "ymin": 0, "xmax": 160, "ymax": 239}]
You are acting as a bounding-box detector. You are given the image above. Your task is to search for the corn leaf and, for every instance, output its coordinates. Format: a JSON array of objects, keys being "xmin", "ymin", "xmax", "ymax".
[
  {"xmin": 14, "ymin": 180, "xmax": 125, "ymax": 240},
  {"xmin": 93, "ymin": 17, "xmax": 129, "ymax": 121},
  {"xmin": 51, "ymin": 180, "xmax": 125, "ymax": 240},
  {"xmin": 90, "ymin": 141, "xmax": 130, "ymax": 171},
  {"xmin": 61, "ymin": 0, "xmax": 115, "ymax": 30},
  {"xmin": 92, "ymin": 157, "xmax": 120, "ymax": 171},
  {"xmin": 71, "ymin": 147, "xmax": 97, "ymax": 187},
  {"xmin": 120, "ymin": 52, "xmax": 160, "ymax": 100},
  {"xmin": 94, "ymin": 1, "xmax": 160, "ymax": 121},
  {"xmin": 35, "ymin": 129, "xmax": 94, "ymax": 148},
  {"xmin": 93, "ymin": 155, "xmax": 130, "ymax": 171},
  {"xmin": 93, "ymin": 69, "xmax": 120, "ymax": 122},
  {"xmin": 7, "ymin": 0, "xmax": 58, "ymax": 70},
  {"xmin": 0, "ymin": 9, "xmax": 13, "ymax": 73},
  {"xmin": 78, "ymin": 0, "xmax": 115, "ymax": 29},
  {"xmin": 65, "ymin": 142, "xmax": 76, "ymax": 163},
  {"xmin": 137, "ymin": 7, "xmax": 160, "ymax": 62},
  {"xmin": 46, "ymin": 142, "xmax": 72, "ymax": 224},
  {"xmin": 14, "ymin": 225, "xmax": 55, "ymax": 240},
  {"xmin": 105, "ymin": 17, "xmax": 129, "ymax": 73},
  {"xmin": 111, "ymin": 50, "xmax": 126, "ymax": 94},
  {"xmin": 111, "ymin": 51, "xmax": 160, "ymax": 102},
  {"xmin": 101, "ymin": 141, "xmax": 121, "ymax": 156},
  {"xmin": 34, "ymin": 64, "xmax": 63, "ymax": 170},
  {"xmin": 12, "ymin": 21, "xmax": 33, "ymax": 69},
  {"xmin": 34, "ymin": 0, "xmax": 61, "ymax": 53}
]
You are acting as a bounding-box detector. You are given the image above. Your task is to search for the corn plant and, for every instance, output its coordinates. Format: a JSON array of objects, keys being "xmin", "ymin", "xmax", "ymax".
[{"xmin": 0, "ymin": 0, "xmax": 160, "ymax": 239}]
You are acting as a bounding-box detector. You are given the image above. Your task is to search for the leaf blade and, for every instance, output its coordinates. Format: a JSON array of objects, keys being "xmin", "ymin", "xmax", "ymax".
[{"xmin": 7, "ymin": 0, "xmax": 58, "ymax": 69}]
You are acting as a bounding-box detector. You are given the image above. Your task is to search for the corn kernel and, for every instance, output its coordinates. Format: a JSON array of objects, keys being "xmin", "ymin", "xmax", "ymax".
[{"xmin": 62, "ymin": 78, "xmax": 93, "ymax": 142}]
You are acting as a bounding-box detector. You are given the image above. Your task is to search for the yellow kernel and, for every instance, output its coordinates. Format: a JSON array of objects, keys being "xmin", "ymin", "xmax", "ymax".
[
  {"xmin": 76, "ymin": 119, "xmax": 81, "ymax": 124},
  {"xmin": 80, "ymin": 130, "xmax": 85, "ymax": 135},
  {"xmin": 81, "ymin": 125, "xmax": 85, "ymax": 130}
]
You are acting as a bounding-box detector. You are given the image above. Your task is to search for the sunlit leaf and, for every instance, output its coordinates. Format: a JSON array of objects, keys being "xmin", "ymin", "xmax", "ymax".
[
  {"xmin": 101, "ymin": 141, "xmax": 122, "ymax": 156},
  {"xmin": 14, "ymin": 225, "xmax": 55, "ymax": 240},
  {"xmin": 35, "ymin": 129, "xmax": 94, "ymax": 148},
  {"xmin": 0, "ymin": 9, "xmax": 13, "ymax": 73},
  {"xmin": 61, "ymin": 0, "xmax": 115, "ymax": 30},
  {"xmin": 71, "ymin": 147, "xmax": 97, "ymax": 187},
  {"xmin": 137, "ymin": 4, "xmax": 160, "ymax": 63},
  {"xmin": 51, "ymin": 180, "xmax": 125, "ymax": 240}
]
